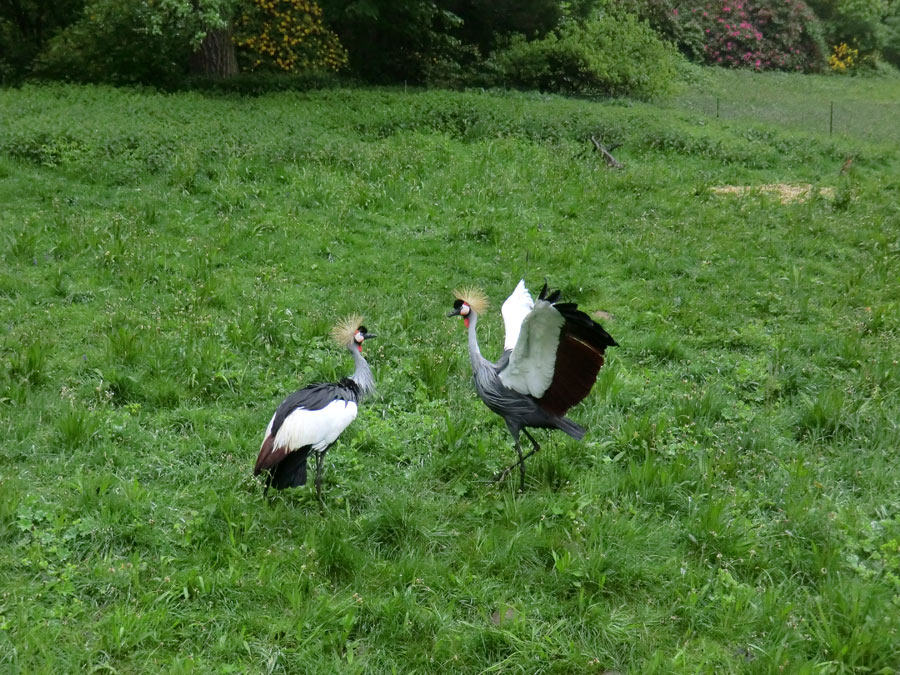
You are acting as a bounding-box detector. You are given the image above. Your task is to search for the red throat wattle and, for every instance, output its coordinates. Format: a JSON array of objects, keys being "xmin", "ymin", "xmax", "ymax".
[
  {"xmin": 464, "ymin": 317, "xmax": 470, "ymax": 328},
  {"xmin": 357, "ymin": 344, "xmax": 363, "ymax": 353}
]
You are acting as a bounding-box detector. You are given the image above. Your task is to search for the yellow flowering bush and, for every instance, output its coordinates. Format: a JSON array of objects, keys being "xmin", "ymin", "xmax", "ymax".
[
  {"xmin": 234, "ymin": 0, "xmax": 346, "ymax": 73},
  {"xmin": 829, "ymin": 42, "xmax": 858, "ymax": 73}
]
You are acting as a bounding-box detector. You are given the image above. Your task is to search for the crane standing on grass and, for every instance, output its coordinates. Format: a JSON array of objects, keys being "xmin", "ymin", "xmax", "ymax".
[
  {"xmin": 448, "ymin": 280, "xmax": 617, "ymax": 490},
  {"xmin": 254, "ymin": 316, "xmax": 376, "ymax": 500}
]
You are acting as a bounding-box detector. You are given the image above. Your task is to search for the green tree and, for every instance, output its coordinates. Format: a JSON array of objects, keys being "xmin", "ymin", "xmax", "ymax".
[
  {"xmin": 0, "ymin": 0, "xmax": 84, "ymax": 81},
  {"xmin": 34, "ymin": 0, "xmax": 239, "ymax": 84},
  {"xmin": 437, "ymin": 0, "xmax": 563, "ymax": 53},
  {"xmin": 806, "ymin": 0, "xmax": 891, "ymax": 56},
  {"xmin": 234, "ymin": 0, "xmax": 347, "ymax": 73},
  {"xmin": 318, "ymin": 0, "xmax": 464, "ymax": 83},
  {"xmin": 883, "ymin": 1, "xmax": 900, "ymax": 67}
]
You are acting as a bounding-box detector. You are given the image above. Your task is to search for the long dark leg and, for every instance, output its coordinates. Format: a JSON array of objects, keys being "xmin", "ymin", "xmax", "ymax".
[
  {"xmin": 314, "ymin": 451, "xmax": 325, "ymax": 502},
  {"xmin": 491, "ymin": 437, "xmax": 526, "ymax": 490},
  {"xmin": 516, "ymin": 438, "xmax": 526, "ymax": 490},
  {"xmin": 521, "ymin": 429, "xmax": 541, "ymax": 462},
  {"xmin": 492, "ymin": 430, "xmax": 541, "ymax": 488}
]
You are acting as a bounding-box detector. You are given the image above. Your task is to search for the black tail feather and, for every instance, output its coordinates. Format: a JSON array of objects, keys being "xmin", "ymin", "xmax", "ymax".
[
  {"xmin": 555, "ymin": 416, "xmax": 585, "ymax": 440},
  {"xmin": 538, "ymin": 283, "xmax": 562, "ymax": 304},
  {"xmin": 269, "ymin": 447, "xmax": 311, "ymax": 490}
]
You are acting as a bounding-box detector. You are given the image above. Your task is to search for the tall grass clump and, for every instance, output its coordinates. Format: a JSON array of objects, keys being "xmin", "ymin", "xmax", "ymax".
[
  {"xmin": 796, "ymin": 387, "xmax": 849, "ymax": 439},
  {"xmin": 7, "ymin": 340, "xmax": 52, "ymax": 387},
  {"xmin": 57, "ymin": 408, "xmax": 101, "ymax": 449}
]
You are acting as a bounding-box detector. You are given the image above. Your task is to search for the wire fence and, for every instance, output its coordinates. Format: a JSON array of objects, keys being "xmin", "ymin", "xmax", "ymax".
[{"xmin": 673, "ymin": 95, "xmax": 900, "ymax": 145}]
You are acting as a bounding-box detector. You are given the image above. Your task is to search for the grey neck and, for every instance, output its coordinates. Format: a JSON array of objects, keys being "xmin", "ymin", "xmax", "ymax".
[
  {"xmin": 348, "ymin": 343, "xmax": 375, "ymax": 399},
  {"xmin": 466, "ymin": 312, "xmax": 491, "ymax": 372}
]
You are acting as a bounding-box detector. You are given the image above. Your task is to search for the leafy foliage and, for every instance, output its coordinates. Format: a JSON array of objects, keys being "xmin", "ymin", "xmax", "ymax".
[
  {"xmin": 637, "ymin": 0, "xmax": 827, "ymax": 71},
  {"xmin": 438, "ymin": 0, "xmax": 564, "ymax": 53},
  {"xmin": 3, "ymin": 0, "xmax": 900, "ymax": 87},
  {"xmin": 32, "ymin": 0, "xmax": 237, "ymax": 84},
  {"xmin": 318, "ymin": 0, "xmax": 467, "ymax": 83},
  {"xmin": 493, "ymin": 11, "xmax": 681, "ymax": 99},
  {"xmin": 0, "ymin": 0, "xmax": 84, "ymax": 82},
  {"xmin": 883, "ymin": 5, "xmax": 900, "ymax": 67},
  {"xmin": 806, "ymin": 0, "xmax": 893, "ymax": 61},
  {"xmin": 235, "ymin": 0, "xmax": 347, "ymax": 72},
  {"xmin": 829, "ymin": 41, "xmax": 859, "ymax": 71}
]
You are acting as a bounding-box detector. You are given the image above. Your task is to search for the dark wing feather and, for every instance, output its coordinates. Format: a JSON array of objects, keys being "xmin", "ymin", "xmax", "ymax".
[{"xmin": 537, "ymin": 298, "xmax": 618, "ymax": 416}]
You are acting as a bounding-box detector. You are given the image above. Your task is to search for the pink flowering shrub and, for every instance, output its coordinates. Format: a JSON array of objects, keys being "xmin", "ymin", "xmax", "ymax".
[{"xmin": 639, "ymin": 0, "xmax": 826, "ymax": 72}]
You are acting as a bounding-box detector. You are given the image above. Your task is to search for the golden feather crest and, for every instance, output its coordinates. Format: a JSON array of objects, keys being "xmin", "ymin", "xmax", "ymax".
[
  {"xmin": 453, "ymin": 286, "xmax": 489, "ymax": 315},
  {"xmin": 331, "ymin": 314, "xmax": 365, "ymax": 346}
]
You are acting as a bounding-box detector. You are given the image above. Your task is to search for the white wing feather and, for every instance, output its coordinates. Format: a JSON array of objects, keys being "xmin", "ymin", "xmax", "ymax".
[
  {"xmin": 500, "ymin": 279, "xmax": 534, "ymax": 351},
  {"xmin": 272, "ymin": 400, "xmax": 358, "ymax": 453},
  {"xmin": 498, "ymin": 300, "xmax": 563, "ymax": 398}
]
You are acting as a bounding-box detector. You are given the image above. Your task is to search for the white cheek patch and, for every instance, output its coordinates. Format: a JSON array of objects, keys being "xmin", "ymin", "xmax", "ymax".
[
  {"xmin": 460, "ymin": 303, "xmax": 471, "ymax": 316},
  {"xmin": 355, "ymin": 331, "xmax": 364, "ymax": 343}
]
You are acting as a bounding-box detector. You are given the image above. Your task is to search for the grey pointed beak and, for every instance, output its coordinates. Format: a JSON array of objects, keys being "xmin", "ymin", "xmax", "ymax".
[
  {"xmin": 447, "ymin": 308, "xmax": 461, "ymax": 317},
  {"xmin": 362, "ymin": 332, "xmax": 377, "ymax": 340}
]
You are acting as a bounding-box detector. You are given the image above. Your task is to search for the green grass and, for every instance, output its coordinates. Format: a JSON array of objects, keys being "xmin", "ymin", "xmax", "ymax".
[
  {"xmin": 1, "ymin": 72, "xmax": 899, "ymax": 672},
  {"xmin": 671, "ymin": 68, "xmax": 900, "ymax": 143}
]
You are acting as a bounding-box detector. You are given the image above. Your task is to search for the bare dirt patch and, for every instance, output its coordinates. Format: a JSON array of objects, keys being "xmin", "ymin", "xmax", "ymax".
[{"xmin": 710, "ymin": 183, "xmax": 835, "ymax": 204}]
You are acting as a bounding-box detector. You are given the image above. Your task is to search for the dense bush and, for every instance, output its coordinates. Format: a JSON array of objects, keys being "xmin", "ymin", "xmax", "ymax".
[
  {"xmin": 828, "ymin": 41, "xmax": 858, "ymax": 71},
  {"xmin": 438, "ymin": 0, "xmax": 564, "ymax": 53},
  {"xmin": 32, "ymin": 0, "xmax": 236, "ymax": 85},
  {"xmin": 0, "ymin": 0, "xmax": 84, "ymax": 83},
  {"xmin": 234, "ymin": 0, "xmax": 347, "ymax": 73},
  {"xmin": 3, "ymin": 0, "xmax": 898, "ymax": 88},
  {"xmin": 806, "ymin": 0, "xmax": 900, "ymax": 69},
  {"xmin": 34, "ymin": 0, "xmax": 189, "ymax": 85},
  {"xmin": 884, "ymin": 9, "xmax": 900, "ymax": 67},
  {"xmin": 182, "ymin": 70, "xmax": 342, "ymax": 95},
  {"xmin": 317, "ymin": 0, "xmax": 468, "ymax": 83},
  {"xmin": 806, "ymin": 0, "xmax": 889, "ymax": 58},
  {"xmin": 493, "ymin": 11, "xmax": 681, "ymax": 99},
  {"xmin": 637, "ymin": 0, "xmax": 827, "ymax": 72}
]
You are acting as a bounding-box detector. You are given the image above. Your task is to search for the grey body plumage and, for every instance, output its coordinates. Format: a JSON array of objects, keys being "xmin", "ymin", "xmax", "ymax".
[
  {"xmin": 450, "ymin": 282, "xmax": 616, "ymax": 489},
  {"xmin": 466, "ymin": 311, "xmax": 584, "ymax": 443}
]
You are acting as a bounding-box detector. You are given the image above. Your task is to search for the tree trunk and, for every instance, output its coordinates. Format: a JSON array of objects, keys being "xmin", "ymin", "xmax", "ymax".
[{"xmin": 189, "ymin": 26, "xmax": 238, "ymax": 77}]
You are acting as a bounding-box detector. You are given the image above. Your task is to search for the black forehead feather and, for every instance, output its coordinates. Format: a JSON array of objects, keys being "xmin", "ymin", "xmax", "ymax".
[
  {"xmin": 453, "ymin": 299, "xmax": 464, "ymax": 309},
  {"xmin": 358, "ymin": 325, "xmax": 368, "ymax": 333}
]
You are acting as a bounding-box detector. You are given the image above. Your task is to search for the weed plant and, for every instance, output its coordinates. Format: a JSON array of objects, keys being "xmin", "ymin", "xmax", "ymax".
[{"xmin": 0, "ymin": 75, "xmax": 899, "ymax": 672}]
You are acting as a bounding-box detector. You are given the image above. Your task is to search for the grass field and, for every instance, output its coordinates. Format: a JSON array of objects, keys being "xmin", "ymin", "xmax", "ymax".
[
  {"xmin": 671, "ymin": 68, "xmax": 900, "ymax": 143},
  {"xmin": 1, "ymin": 73, "xmax": 899, "ymax": 672}
]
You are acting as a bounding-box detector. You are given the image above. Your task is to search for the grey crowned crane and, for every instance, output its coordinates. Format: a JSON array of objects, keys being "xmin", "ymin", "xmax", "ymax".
[
  {"xmin": 254, "ymin": 316, "xmax": 376, "ymax": 500},
  {"xmin": 448, "ymin": 280, "xmax": 617, "ymax": 490}
]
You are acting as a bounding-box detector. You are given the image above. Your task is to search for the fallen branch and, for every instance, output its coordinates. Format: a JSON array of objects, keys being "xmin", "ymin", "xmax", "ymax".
[{"xmin": 590, "ymin": 136, "xmax": 624, "ymax": 169}]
